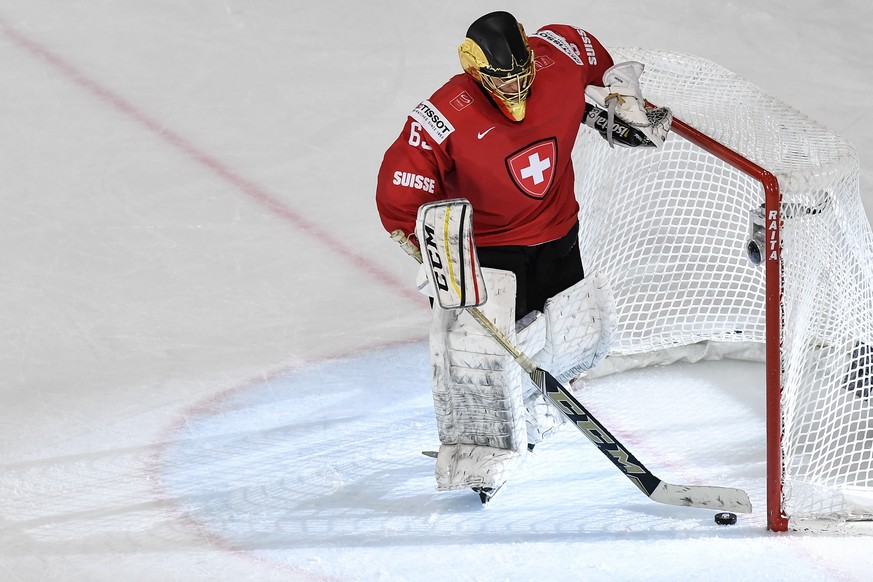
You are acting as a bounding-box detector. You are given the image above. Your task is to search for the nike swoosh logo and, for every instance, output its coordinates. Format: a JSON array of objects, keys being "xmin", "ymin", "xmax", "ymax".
[{"xmin": 477, "ymin": 127, "xmax": 495, "ymax": 139}]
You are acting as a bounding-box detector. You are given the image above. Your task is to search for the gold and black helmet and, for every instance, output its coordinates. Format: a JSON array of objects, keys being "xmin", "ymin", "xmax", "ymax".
[{"xmin": 459, "ymin": 11, "xmax": 535, "ymax": 121}]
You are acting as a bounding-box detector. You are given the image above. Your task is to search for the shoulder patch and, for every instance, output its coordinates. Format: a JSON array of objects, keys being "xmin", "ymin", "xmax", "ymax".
[
  {"xmin": 449, "ymin": 90, "xmax": 475, "ymax": 111},
  {"xmin": 532, "ymin": 30, "xmax": 584, "ymax": 66},
  {"xmin": 534, "ymin": 55, "xmax": 556, "ymax": 72},
  {"xmin": 410, "ymin": 100, "xmax": 455, "ymax": 145}
]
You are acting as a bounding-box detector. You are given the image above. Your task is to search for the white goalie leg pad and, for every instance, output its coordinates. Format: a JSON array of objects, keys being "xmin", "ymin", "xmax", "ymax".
[
  {"xmin": 434, "ymin": 444, "xmax": 522, "ymax": 491},
  {"xmin": 515, "ymin": 308, "xmax": 547, "ymax": 356},
  {"xmin": 514, "ymin": 310, "xmax": 563, "ymax": 448},
  {"xmin": 430, "ymin": 268, "xmax": 528, "ymax": 491},
  {"xmin": 523, "ymin": 385, "xmax": 566, "ymax": 448},
  {"xmin": 533, "ymin": 271, "xmax": 617, "ymax": 385}
]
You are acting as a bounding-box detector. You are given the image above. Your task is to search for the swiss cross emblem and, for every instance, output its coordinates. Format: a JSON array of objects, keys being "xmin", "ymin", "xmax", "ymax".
[{"xmin": 506, "ymin": 138, "xmax": 557, "ymax": 199}]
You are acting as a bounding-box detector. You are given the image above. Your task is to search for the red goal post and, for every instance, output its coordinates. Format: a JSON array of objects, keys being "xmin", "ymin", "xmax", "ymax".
[
  {"xmin": 672, "ymin": 116, "xmax": 786, "ymax": 531},
  {"xmin": 573, "ymin": 48, "xmax": 871, "ymax": 532}
]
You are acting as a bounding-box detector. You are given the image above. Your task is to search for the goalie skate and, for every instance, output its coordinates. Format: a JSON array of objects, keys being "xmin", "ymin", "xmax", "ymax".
[{"xmin": 473, "ymin": 484, "xmax": 504, "ymax": 505}]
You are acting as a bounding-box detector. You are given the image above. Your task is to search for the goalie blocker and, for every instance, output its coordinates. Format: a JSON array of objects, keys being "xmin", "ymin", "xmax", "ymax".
[{"xmin": 415, "ymin": 199, "xmax": 487, "ymax": 309}]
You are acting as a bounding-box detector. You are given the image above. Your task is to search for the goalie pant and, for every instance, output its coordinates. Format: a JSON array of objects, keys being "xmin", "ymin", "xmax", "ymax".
[{"xmin": 430, "ymin": 267, "xmax": 616, "ymax": 492}]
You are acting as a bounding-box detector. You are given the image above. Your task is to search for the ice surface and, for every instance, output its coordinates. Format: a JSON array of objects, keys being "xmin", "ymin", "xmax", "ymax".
[{"xmin": 2, "ymin": 1, "xmax": 873, "ymax": 580}]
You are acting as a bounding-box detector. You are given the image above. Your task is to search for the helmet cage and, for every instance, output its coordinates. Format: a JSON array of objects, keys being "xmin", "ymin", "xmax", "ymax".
[
  {"xmin": 479, "ymin": 66, "xmax": 535, "ymax": 106},
  {"xmin": 458, "ymin": 23, "xmax": 535, "ymax": 121}
]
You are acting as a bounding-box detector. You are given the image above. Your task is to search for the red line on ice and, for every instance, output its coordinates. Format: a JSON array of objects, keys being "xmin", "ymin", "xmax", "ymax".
[{"xmin": 0, "ymin": 17, "xmax": 422, "ymax": 306}]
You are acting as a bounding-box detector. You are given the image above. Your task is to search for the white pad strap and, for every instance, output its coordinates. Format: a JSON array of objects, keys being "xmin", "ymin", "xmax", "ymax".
[
  {"xmin": 534, "ymin": 271, "xmax": 617, "ymax": 384},
  {"xmin": 430, "ymin": 268, "xmax": 527, "ymax": 490}
]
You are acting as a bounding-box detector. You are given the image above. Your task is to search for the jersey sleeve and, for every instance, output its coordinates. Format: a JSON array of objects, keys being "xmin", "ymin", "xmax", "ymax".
[
  {"xmin": 375, "ymin": 115, "xmax": 451, "ymax": 239},
  {"xmin": 537, "ymin": 24, "xmax": 614, "ymax": 86}
]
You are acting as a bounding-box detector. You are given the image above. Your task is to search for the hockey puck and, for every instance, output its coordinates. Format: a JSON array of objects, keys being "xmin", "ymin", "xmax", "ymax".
[{"xmin": 714, "ymin": 512, "xmax": 737, "ymax": 525}]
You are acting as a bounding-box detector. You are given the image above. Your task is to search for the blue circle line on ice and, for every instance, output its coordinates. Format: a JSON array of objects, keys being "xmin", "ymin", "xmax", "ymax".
[
  {"xmin": 155, "ymin": 341, "xmax": 497, "ymax": 552},
  {"xmin": 149, "ymin": 339, "xmax": 431, "ymax": 578},
  {"xmin": 152, "ymin": 341, "xmax": 769, "ymax": 579}
]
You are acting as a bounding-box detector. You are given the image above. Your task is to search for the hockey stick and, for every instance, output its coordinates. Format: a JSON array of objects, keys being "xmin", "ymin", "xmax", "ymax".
[{"xmin": 392, "ymin": 229, "xmax": 752, "ymax": 514}]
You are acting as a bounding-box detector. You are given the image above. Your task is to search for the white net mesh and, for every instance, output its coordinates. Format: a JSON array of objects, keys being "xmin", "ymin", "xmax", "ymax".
[{"xmin": 573, "ymin": 48, "xmax": 873, "ymax": 527}]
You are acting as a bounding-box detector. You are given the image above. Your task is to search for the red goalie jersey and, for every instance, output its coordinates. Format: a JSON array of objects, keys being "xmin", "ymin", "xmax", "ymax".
[{"xmin": 376, "ymin": 25, "xmax": 614, "ymax": 247}]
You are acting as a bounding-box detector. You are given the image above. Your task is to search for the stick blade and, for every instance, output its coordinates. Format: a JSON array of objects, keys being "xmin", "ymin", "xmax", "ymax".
[{"xmin": 650, "ymin": 482, "xmax": 753, "ymax": 513}]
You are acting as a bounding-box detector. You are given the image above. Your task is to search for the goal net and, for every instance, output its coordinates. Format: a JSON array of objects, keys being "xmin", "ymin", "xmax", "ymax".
[{"xmin": 573, "ymin": 48, "xmax": 873, "ymax": 532}]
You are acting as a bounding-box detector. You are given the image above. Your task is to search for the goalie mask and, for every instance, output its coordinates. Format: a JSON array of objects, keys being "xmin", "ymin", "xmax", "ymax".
[{"xmin": 459, "ymin": 11, "xmax": 535, "ymax": 122}]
